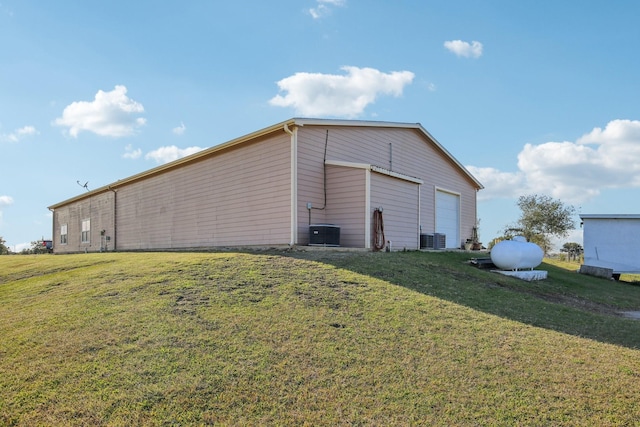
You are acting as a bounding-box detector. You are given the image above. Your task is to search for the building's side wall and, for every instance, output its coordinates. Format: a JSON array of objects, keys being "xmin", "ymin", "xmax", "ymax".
[
  {"xmin": 52, "ymin": 191, "xmax": 115, "ymax": 253},
  {"xmin": 54, "ymin": 133, "xmax": 292, "ymax": 252},
  {"xmin": 116, "ymin": 135, "xmax": 292, "ymax": 250},
  {"xmin": 583, "ymin": 218, "xmax": 640, "ymax": 271},
  {"xmin": 324, "ymin": 165, "xmax": 367, "ymax": 247},
  {"xmin": 296, "ymin": 125, "xmax": 478, "ymax": 247},
  {"xmin": 370, "ymin": 172, "xmax": 420, "ymax": 250}
]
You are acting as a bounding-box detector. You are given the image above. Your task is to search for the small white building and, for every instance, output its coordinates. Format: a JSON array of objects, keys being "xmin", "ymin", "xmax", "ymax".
[{"xmin": 580, "ymin": 214, "xmax": 640, "ymax": 278}]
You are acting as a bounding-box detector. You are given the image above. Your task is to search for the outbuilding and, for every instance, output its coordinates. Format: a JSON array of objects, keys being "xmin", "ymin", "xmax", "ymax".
[
  {"xmin": 580, "ymin": 214, "xmax": 640, "ymax": 279},
  {"xmin": 48, "ymin": 118, "xmax": 483, "ymax": 253}
]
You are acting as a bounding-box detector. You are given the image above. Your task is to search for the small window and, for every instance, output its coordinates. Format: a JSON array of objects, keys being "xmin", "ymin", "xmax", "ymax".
[
  {"xmin": 60, "ymin": 224, "xmax": 68, "ymax": 245},
  {"xmin": 81, "ymin": 219, "xmax": 90, "ymax": 244}
]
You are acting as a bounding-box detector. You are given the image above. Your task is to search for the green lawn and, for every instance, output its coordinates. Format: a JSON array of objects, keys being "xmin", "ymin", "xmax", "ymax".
[{"xmin": 1, "ymin": 250, "xmax": 640, "ymax": 425}]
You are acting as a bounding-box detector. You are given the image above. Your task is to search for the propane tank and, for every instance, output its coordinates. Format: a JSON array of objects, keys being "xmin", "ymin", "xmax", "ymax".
[{"xmin": 490, "ymin": 236, "xmax": 543, "ymax": 270}]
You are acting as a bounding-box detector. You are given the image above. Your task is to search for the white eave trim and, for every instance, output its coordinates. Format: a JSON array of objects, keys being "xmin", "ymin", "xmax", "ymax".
[
  {"xmin": 325, "ymin": 160, "xmax": 423, "ymax": 184},
  {"xmin": 580, "ymin": 214, "xmax": 640, "ymax": 220}
]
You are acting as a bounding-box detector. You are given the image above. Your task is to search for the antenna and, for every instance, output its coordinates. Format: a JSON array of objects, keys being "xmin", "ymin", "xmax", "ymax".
[{"xmin": 77, "ymin": 180, "xmax": 90, "ymax": 191}]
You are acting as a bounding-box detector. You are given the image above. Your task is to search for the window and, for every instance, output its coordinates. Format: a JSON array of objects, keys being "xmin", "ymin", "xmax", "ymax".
[
  {"xmin": 60, "ymin": 224, "xmax": 68, "ymax": 244},
  {"xmin": 81, "ymin": 219, "xmax": 90, "ymax": 244}
]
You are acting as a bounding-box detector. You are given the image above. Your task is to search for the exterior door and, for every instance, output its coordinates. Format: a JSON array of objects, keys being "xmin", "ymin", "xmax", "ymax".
[{"xmin": 436, "ymin": 190, "xmax": 460, "ymax": 249}]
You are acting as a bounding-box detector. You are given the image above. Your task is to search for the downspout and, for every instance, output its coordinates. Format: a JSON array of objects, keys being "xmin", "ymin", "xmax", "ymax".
[
  {"xmin": 307, "ymin": 130, "xmax": 329, "ymax": 226},
  {"xmin": 108, "ymin": 186, "xmax": 117, "ymax": 251},
  {"xmin": 284, "ymin": 123, "xmax": 297, "ymax": 246}
]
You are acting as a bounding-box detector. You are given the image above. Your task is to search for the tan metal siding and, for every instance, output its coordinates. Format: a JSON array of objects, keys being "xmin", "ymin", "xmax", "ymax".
[
  {"xmin": 324, "ymin": 165, "xmax": 367, "ymax": 247},
  {"xmin": 296, "ymin": 126, "xmax": 477, "ymax": 245},
  {"xmin": 296, "ymin": 129, "xmax": 329, "ymax": 243},
  {"xmin": 115, "ymin": 135, "xmax": 291, "ymax": 250},
  {"xmin": 53, "ymin": 134, "xmax": 291, "ymax": 252},
  {"xmin": 370, "ymin": 172, "xmax": 420, "ymax": 250}
]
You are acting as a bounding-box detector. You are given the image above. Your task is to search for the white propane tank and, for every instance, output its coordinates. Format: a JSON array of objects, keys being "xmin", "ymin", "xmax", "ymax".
[{"xmin": 490, "ymin": 236, "xmax": 544, "ymax": 270}]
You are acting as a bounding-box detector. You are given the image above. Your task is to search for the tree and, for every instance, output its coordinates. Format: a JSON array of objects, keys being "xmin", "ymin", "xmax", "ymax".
[
  {"xmin": 28, "ymin": 240, "xmax": 49, "ymax": 254},
  {"xmin": 0, "ymin": 236, "xmax": 8, "ymax": 255},
  {"xmin": 504, "ymin": 194, "xmax": 576, "ymax": 255},
  {"xmin": 560, "ymin": 242, "xmax": 583, "ymax": 262},
  {"xmin": 18, "ymin": 240, "xmax": 52, "ymax": 254}
]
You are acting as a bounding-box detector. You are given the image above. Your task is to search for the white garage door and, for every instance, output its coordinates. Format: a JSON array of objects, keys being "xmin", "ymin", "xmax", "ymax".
[{"xmin": 436, "ymin": 190, "xmax": 460, "ymax": 249}]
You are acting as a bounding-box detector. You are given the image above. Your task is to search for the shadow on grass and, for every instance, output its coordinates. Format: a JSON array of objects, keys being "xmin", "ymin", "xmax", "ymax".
[{"xmin": 284, "ymin": 249, "xmax": 640, "ymax": 349}]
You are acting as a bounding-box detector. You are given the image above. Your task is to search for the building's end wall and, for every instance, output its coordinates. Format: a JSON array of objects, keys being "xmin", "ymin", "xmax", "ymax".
[
  {"xmin": 51, "ymin": 191, "xmax": 115, "ymax": 254},
  {"xmin": 583, "ymin": 218, "xmax": 640, "ymax": 271}
]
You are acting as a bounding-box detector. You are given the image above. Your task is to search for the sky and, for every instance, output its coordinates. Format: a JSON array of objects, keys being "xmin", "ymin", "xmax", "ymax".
[{"xmin": 2, "ymin": 0, "xmax": 640, "ymax": 252}]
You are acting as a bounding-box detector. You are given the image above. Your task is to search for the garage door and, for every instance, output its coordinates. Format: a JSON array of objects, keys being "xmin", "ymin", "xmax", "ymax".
[{"xmin": 436, "ymin": 190, "xmax": 460, "ymax": 249}]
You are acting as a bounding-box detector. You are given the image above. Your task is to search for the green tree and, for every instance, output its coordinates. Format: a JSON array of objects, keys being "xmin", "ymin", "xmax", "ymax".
[
  {"xmin": 20, "ymin": 240, "xmax": 52, "ymax": 254},
  {"xmin": 0, "ymin": 236, "xmax": 8, "ymax": 255},
  {"xmin": 560, "ymin": 242, "xmax": 583, "ymax": 262},
  {"xmin": 503, "ymin": 194, "xmax": 576, "ymax": 255}
]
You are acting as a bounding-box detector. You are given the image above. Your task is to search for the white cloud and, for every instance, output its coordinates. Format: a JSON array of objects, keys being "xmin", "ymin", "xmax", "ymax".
[
  {"xmin": 444, "ymin": 40, "xmax": 483, "ymax": 58},
  {"xmin": 173, "ymin": 122, "xmax": 186, "ymax": 135},
  {"xmin": 0, "ymin": 125, "xmax": 38, "ymax": 143},
  {"xmin": 577, "ymin": 119, "xmax": 640, "ymax": 172},
  {"xmin": 122, "ymin": 144, "xmax": 142, "ymax": 160},
  {"xmin": 470, "ymin": 119, "xmax": 640, "ymax": 203},
  {"xmin": 269, "ymin": 66, "xmax": 414, "ymax": 117},
  {"xmin": 145, "ymin": 145, "xmax": 204, "ymax": 164},
  {"xmin": 309, "ymin": 0, "xmax": 345, "ymax": 19},
  {"xmin": 13, "ymin": 242, "xmax": 32, "ymax": 253},
  {"xmin": 53, "ymin": 85, "xmax": 146, "ymax": 138},
  {"xmin": 0, "ymin": 195, "xmax": 14, "ymax": 206},
  {"xmin": 465, "ymin": 166, "xmax": 525, "ymax": 201}
]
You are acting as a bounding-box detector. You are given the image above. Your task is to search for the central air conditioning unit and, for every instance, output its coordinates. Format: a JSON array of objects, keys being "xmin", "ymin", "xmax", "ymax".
[
  {"xmin": 309, "ymin": 224, "xmax": 340, "ymax": 246},
  {"xmin": 420, "ymin": 233, "xmax": 446, "ymax": 250}
]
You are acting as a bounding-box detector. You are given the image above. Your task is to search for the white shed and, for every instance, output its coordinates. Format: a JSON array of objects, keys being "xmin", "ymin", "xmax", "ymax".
[{"xmin": 580, "ymin": 214, "xmax": 640, "ymax": 278}]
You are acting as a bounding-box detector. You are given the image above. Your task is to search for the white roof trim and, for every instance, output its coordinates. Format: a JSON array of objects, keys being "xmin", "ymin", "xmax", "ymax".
[
  {"xmin": 326, "ymin": 160, "xmax": 423, "ymax": 184},
  {"xmin": 580, "ymin": 214, "xmax": 640, "ymax": 220}
]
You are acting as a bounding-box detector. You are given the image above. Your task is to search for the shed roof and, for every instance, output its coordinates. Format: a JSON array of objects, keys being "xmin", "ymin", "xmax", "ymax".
[{"xmin": 48, "ymin": 118, "xmax": 483, "ymax": 210}]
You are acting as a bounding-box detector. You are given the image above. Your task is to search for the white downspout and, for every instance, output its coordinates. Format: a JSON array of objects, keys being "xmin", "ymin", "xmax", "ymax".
[{"xmin": 284, "ymin": 123, "xmax": 297, "ymax": 246}]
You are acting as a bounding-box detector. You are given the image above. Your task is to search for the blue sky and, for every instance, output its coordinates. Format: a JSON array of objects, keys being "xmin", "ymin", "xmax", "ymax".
[{"xmin": 2, "ymin": 0, "xmax": 640, "ymax": 252}]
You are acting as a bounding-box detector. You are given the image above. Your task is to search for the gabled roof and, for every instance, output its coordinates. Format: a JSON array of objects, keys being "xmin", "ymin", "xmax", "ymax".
[{"xmin": 48, "ymin": 118, "xmax": 483, "ymax": 209}]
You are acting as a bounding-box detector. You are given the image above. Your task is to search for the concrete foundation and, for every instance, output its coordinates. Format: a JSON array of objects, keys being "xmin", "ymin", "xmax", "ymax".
[
  {"xmin": 492, "ymin": 270, "xmax": 548, "ymax": 281},
  {"xmin": 579, "ymin": 264, "xmax": 613, "ymax": 280}
]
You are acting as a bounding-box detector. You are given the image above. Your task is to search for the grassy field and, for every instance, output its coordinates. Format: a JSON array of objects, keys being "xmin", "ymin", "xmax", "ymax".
[{"xmin": 1, "ymin": 250, "xmax": 640, "ymax": 425}]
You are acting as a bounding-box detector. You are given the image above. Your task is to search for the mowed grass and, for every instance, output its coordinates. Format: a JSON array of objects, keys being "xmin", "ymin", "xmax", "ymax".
[{"xmin": 1, "ymin": 251, "xmax": 640, "ymax": 426}]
